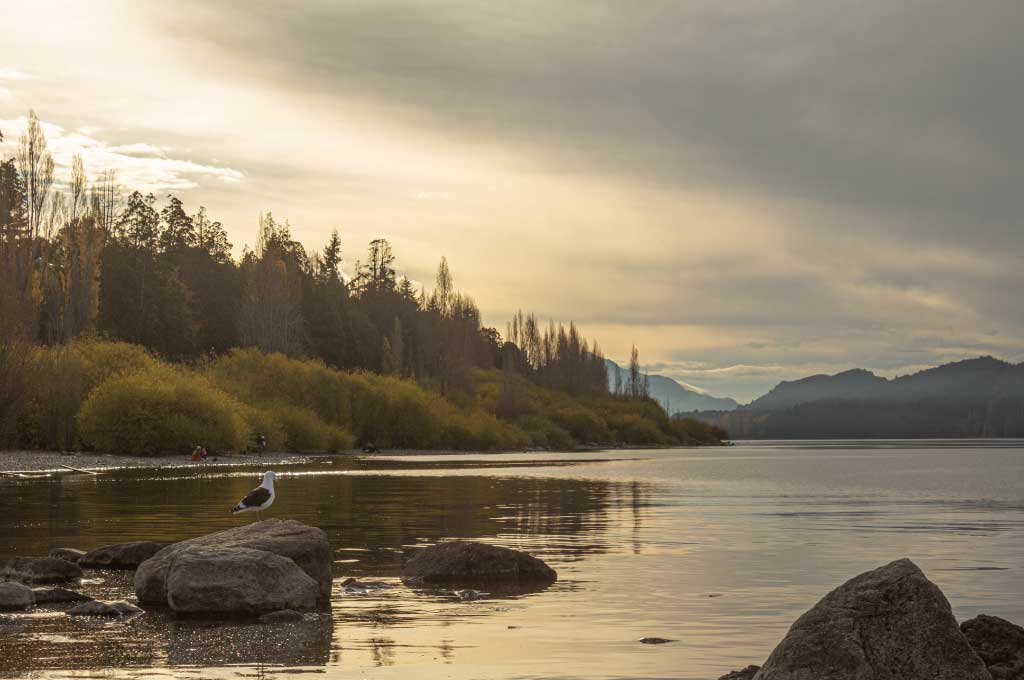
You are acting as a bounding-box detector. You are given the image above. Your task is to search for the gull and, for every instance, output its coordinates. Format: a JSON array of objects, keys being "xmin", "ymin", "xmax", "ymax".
[{"xmin": 231, "ymin": 471, "xmax": 277, "ymax": 521}]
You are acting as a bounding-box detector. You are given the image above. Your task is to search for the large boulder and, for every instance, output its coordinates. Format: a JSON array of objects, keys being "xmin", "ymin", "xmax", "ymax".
[
  {"xmin": 79, "ymin": 542, "xmax": 167, "ymax": 569},
  {"xmin": 720, "ymin": 667, "xmax": 761, "ymax": 680},
  {"xmin": 0, "ymin": 582, "xmax": 34, "ymax": 611},
  {"xmin": 401, "ymin": 541, "xmax": 557, "ymax": 587},
  {"xmin": 753, "ymin": 559, "xmax": 990, "ymax": 680},
  {"xmin": 962, "ymin": 614, "xmax": 1024, "ymax": 680},
  {"xmin": 135, "ymin": 519, "xmax": 331, "ymax": 607},
  {"xmin": 0, "ymin": 557, "xmax": 83, "ymax": 584},
  {"xmin": 165, "ymin": 546, "xmax": 318, "ymax": 616}
]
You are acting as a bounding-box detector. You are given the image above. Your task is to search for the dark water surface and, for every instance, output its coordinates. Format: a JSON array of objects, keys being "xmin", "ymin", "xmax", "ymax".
[{"xmin": 2, "ymin": 441, "xmax": 1024, "ymax": 679}]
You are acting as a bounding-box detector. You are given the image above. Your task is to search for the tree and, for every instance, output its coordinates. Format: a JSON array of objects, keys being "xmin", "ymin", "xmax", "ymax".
[
  {"xmin": 159, "ymin": 195, "xmax": 196, "ymax": 252},
  {"xmin": 629, "ymin": 344, "xmax": 642, "ymax": 398},
  {"xmin": 16, "ymin": 109, "xmax": 54, "ymax": 242},
  {"xmin": 192, "ymin": 206, "xmax": 232, "ymax": 262},
  {"xmin": 239, "ymin": 214, "xmax": 305, "ymax": 356},
  {"xmin": 117, "ymin": 191, "xmax": 159, "ymax": 250},
  {"xmin": 320, "ymin": 229, "xmax": 342, "ymax": 283}
]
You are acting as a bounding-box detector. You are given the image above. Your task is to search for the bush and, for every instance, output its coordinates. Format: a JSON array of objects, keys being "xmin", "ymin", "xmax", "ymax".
[
  {"xmin": 515, "ymin": 415, "xmax": 574, "ymax": 449},
  {"xmin": 78, "ymin": 366, "xmax": 248, "ymax": 455},
  {"xmin": 551, "ymin": 406, "xmax": 610, "ymax": 443},
  {"xmin": 271, "ymin": 403, "xmax": 355, "ymax": 452}
]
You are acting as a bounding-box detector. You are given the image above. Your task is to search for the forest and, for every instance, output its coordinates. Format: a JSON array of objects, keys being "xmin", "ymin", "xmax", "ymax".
[{"xmin": 0, "ymin": 111, "xmax": 726, "ymax": 454}]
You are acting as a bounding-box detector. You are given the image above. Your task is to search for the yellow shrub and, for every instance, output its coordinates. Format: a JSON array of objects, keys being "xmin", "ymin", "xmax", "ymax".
[{"xmin": 78, "ymin": 366, "xmax": 248, "ymax": 455}]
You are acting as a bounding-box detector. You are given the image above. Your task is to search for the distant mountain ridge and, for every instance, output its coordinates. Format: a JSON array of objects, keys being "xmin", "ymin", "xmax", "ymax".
[
  {"xmin": 692, "ymin": 356, "xmax": 1024, "ymax": 439},
  {"xmin": 605, "ymin": 359, "xmax": 738, "ymax": 413}
]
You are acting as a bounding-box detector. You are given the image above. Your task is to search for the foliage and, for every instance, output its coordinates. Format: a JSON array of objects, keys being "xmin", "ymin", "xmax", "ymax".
[{"xmin": 78, "ymin": 365, "xmax": 249, "ymax": 455}]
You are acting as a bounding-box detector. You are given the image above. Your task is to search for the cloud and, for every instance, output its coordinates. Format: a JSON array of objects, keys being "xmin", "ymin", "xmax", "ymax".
[{"xmin": 0, "ymin": 116, "xmax": 244, "ymax": 192}]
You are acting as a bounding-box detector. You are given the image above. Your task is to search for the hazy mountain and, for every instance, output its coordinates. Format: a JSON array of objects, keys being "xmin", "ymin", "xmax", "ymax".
[
  {"xmin": 605, "ymin": 359, "xmax": 738, "ymax": 413},
  {"xmin": 692, "ymin": 356, "xmax": 1024, "ymax": 439}
]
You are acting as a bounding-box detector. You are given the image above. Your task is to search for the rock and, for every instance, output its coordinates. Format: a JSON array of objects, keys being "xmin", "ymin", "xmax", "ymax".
[
  {"xmin": 0, "ymin": 556, "xmax": 83, "ymax": 584},
  {"xmin": 260, "ymin": 609, "xmax": 304, "ymax": 623},
  {"xmin": 32, "ymin": 587, "xmax": 92, "ymax": 604},
  {"xmin": 135, "ymin": 519, "xmax": 331, "ymax": 606},
  {"xmin": 454, "ymin": 589, "xmax": 487, "ymax": 601},
  {"xmin": 0, "ymin": 582, "xmax": 34, "ymax": 611},
  {"xmin": 639, "ymin": 637, "xmax": 675, "ymax": 644},
  {"xmin": 164, "ymin": 546, "xmax": 319, "ymax": 616},
  {"xmin": 401, "ymin": 541, "xmax": 557, "ymax": 587},
  {"xmin": 753, "ymin": 558, "xmax": 990, "ymax": 680},
  {"xmin": 962, "ymin": 614, "xmax": 1024, "ymax": 680},
  {"xmin": 719, "ymin": 666, "xmax": 760, "ymax": 680},
  {"xmin": 67, "ymin": 600, "xmax": 142, "ymax": 617},
  {"xmin": 79, "ymin": 542, "xmax": 168, "ymax": 569},
  {"xmin": 49, "ymin": 548, "xmax": 86, "ymax": 563}
]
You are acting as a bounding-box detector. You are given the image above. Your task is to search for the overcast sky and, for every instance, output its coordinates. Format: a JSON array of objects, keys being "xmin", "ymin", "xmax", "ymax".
[{"xmin": 2, "ymin": 1, "xmax": 1022, "ymax": 401}]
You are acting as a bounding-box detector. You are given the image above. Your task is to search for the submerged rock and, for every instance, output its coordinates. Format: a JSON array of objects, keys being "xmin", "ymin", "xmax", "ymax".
[
  {"xmin": 165, "ymin": 546, "xmax": 319, "ymax": 616},
  {"xmin": 753, "ymin": 558, "xmax": 989, "ymax": 680},
  {"xmin": 32, "ymin": 587, "xmax": 92, "ymax": 604},
  {"xmin": 67, "ymin": 600, "xmax": 143, "ymax": 617},
  {"xmin": 639, "ymin": 637, "xmax": 675, "ymax": 644},
  {"xmin": 260, "ymin": 609, "xmax": 304, "ymax": 623},
  {"xmin": 0, "ymin": 582, "xmax": 34, "ymax": 611},
  {"xmin": 0, "ymin": 556, "xmax": 83, "ymax": 584},
  {"xmin": 135, "ymin": 519, "xmax": 331, "ymax": 607},
  {"xmin": 401, "ymin": 541, "xmax": 557, "ymax": 588},
  {"xmin": 961, "ymin": 614, "xmax": 1024, "ymax": 680},
  {"xmin": 79, "ymin": 542, "xmax": 167, "ymax": 569},
  {"xmin": 49, "ymin": 548, "xmax": 86, "ymax": 563}
]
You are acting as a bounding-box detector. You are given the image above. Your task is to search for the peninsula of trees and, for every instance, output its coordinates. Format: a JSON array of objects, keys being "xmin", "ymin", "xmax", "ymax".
[{"xmin": 0, "ymin": 111, "xmax": 725, "ymax": 454}]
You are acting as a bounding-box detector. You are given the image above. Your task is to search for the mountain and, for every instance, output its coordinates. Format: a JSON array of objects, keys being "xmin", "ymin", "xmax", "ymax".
[
  {"xmin": 605, "ymin": 359, "xmax": 738, "ymax": 413},
  {"xmin": 691, "ymin": 356, "xmax": 1024, "ymax": 439}
]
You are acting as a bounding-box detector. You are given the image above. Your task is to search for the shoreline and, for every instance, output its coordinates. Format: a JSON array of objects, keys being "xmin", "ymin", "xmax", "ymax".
[{"xmin": 0, "ymin": 446, "xmax": 655, "ymax": 474}]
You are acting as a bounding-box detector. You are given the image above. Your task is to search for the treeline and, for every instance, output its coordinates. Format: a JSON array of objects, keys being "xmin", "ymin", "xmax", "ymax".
[
  {"xmin": 697, "ymin": 398, "xmax": 1024, "ymax": 439},
  {"xmin": 0, "ymin": 110, "xmax": 726, "ymax": 452}
]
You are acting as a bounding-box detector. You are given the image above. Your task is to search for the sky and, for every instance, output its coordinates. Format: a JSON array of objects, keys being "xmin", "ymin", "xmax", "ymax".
[{"xmin": 2, "ymin": 1, "xmax": 1022, "ymax": 402}]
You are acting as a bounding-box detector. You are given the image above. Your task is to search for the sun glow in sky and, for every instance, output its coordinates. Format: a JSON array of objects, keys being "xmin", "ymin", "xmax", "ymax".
[{"xmin": 3, "ymin": 0, "xmax": 1023, "ymax": 401}]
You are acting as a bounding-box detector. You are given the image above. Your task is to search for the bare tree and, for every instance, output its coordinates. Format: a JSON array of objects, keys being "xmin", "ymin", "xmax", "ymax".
[{"xmin": 17, "ymin": 110, "xmax": 54, "ymax": 242}]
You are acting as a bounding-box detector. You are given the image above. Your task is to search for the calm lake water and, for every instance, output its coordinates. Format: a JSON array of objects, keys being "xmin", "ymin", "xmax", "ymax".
[{"xmin": 2, "ymin": 440, "xmax": 1024, "ymax": 679}]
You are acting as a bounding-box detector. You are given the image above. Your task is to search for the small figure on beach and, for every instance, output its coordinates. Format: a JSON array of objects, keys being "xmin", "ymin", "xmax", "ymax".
[
  {"xmin": 362, "ymin": 442, "xmax": 379, "ymax": 453},
  {"xmin": 190, "ymin": 445, "xmax": 208, "ymax": 462},
  {"xmin": 255, "ymin": 433, "xmax": 267, "ymax": 456},
  {"xmin": 231, "ymin": 471, "xmax": 277, "ymax": 521}
]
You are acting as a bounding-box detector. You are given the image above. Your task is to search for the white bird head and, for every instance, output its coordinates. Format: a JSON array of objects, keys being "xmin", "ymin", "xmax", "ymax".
[{"xmin": 262, "ymin": 471, "xmax": 278, "ymax": 485}]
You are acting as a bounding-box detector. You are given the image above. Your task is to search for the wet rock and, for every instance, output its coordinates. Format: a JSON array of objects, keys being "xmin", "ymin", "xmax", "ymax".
[
  {"xmin": 0, "ymin": 556, "xmax": 83, "ymax": 584},
  {"xmin": 639, "ymin": 637, "xmax": 675, "ymax": 644},
  {"xmin": 260, "ymin": 609, "xmax": 304, "ymax": 623},
  {"xmin": 401, "ymin": 541, "xmax": 557, "ymax": 588},
  {"xmin": 135, "ymin": 519, "xmax": 331, "ymax": 606},
  {"xmin": 32, "ymin": 587, "xmax": 92, "ymax": 604},
  {"xmin": 961, "ymin": 614, "xmax": 1024, "ymax": 680},
  {"xmin": 67, "ymin": 600, "xmax": 143, "ymax": 617},
  {"xmin": 49, "ymin": 548, "xmax": 86, "ymax": 563},
  {"xmin": 79, "ymin": 542, "xmax": 168, "ymax": 569},
  {"xmin": 753, "ymin": 558, "xmax": 990, "ymax": 680},
  {"xmin": 0, "ymin": 582, "xmax": 34, "ymax": 611},
  {"xmin": 719, "ymin": 666, "xmax": 760, "ymax": 680},
  {"xmin": 164, "ymin": 546, "xmax": 318, "ymax": 616},
  {"xmin": 454, "ymin": 589, "xmax": 487, "ymax": 601}
]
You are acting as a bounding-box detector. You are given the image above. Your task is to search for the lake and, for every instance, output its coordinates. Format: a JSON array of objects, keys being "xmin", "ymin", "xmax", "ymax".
[{"xmin": 1, "ymin": 440, "xmax": 1023, "ymax": 679}]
